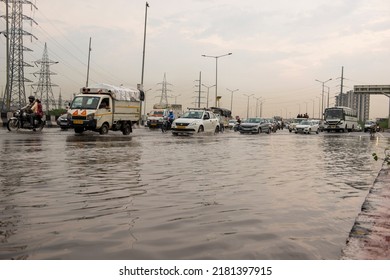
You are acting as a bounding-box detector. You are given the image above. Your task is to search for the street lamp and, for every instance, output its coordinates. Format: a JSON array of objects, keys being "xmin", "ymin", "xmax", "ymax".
[
  {"xmin": 202, "ymin": 84, "xmax": 215, "ymax": 108},
  {"xmin": 315, "ymin": 78, "xmax": 332, "ymax": 119},
  {"xmin": 226, "ymin": 88, "xmax": 239, "ymax": 113},
  {"xmin": 244, "ymin": 94, "xmax": 254, "ymax": 119},
  {"xmin": 201, "ymin": 53, "xmax": 232, "ymax": 107}
]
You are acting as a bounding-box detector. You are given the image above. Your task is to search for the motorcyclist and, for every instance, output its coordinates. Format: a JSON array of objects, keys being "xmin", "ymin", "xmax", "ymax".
[
  {"xmin": 32, "ymin": 99, "xmax": 44, "ymax": 130},
  {"xmin": 21, "ymin": 96, "xmax": 36, "ymax": 128},
  {"xmin": 167, "ymin": 110, "xmax": 175, "ymax": 125},
  {"xmin": 21, "ymin": 95, "xmax": 35, "ymax": 112}
]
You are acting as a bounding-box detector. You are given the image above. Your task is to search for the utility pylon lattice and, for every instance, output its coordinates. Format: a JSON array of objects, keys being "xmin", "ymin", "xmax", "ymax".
[
  {"xmin": 1, "ymin": 0, "xmax": 37, "ymax": 111},
  {"xmin": 157, "ymin": 73, "xmax": 172, "ymax": 107},
  {"xmin": 32, "ymin": 43, "xmax": 58, "ymax": 112}
]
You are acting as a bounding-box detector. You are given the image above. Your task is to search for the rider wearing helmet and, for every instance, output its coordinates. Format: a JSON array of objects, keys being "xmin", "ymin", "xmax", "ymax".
[
  {"xmin": 21, "ymin": 95, "xmax": 37, "ymax": 130},
  {"xmin": 21, "ymin": 95, "xmax": 35, "ymax": 111}
]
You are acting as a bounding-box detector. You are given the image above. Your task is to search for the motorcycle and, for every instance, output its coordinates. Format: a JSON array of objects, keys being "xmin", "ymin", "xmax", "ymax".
[
  {"xmin": 161, "ymin": 117, "xmax": 173, "ymax": 133},
  {"xmin": 7, "ymin": 109, "xmax": 46, "ymax": 132},
  {"xmin": 369, "ymin": 125, "xmax": 378, "ymax": 137}
]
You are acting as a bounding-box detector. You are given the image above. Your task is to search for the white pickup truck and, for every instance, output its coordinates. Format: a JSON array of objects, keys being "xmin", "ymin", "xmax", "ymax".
[{"xmin": 68, "ymin": 83, "xmax": 144, "ymax": 135}]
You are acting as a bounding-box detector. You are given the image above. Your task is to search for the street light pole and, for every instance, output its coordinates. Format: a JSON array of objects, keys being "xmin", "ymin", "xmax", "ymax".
[
  {"xmin": 315, "ymin": 96, "xmax": 321, "ymax": 118},
  {"xmin": 202, "ymin": 84, "xmax": 215, "ymax": 108},
  {"xmin": 324, "ymin": 85, "xmax": 330, "ymax": 108},
  {"xmin": 202, "ymin": 53, "xmax": 232, "ymax": 107},
  {"xmin": 315, "ymin": 78, "xmax": 332, "ymax": 119},
  {"xmin": 140, "ymin": 2, "xmax": 149, "ymax": 123},
  {"xmin": 86, "ymin": 37, "xmax": 92, "ymax": 87},
  {"xmin": 143, "ymin": 88, "xmax": 152, "ymax": 118},
  {"xmin": 253, "ymin": 96, "xmax": 262, "ymax": 117},
  {"xmin": 170, "ymin": 94, "xmax": 181, "ymax": 104},
  {"xmin": 244, "ymin": 94, "xmax": 254, "ymax": 119},
  {"xmin": 226, "ymin": 88, "xmax": 239, "ymax": 113}
]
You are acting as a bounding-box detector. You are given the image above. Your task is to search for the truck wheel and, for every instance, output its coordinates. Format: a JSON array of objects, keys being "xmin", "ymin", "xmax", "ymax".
[
  {"xmin": 122, "ymin": 123, "xmax": 131, "ymax": 135},
  {"xmin": 74, "ymin": 127, "xmax": 84, "ymax": 134},
  {"xmin": 100, "ymin": 123, "xmax": 109, "ymax": 135}
]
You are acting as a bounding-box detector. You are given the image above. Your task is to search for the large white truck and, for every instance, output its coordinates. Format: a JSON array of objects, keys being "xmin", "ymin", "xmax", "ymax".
[{"xmin": 68, "ymin": 83, "xmax": 144, "ymax": 135}]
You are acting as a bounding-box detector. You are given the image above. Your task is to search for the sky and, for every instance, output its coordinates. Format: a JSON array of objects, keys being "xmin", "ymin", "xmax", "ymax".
[{"xmin": 1, "ymin": 0, "xmax": 390, "ymax": 119}]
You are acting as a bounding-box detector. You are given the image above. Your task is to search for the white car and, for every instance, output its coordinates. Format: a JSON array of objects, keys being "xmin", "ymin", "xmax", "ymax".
[
  {"xmin": 171, "ymin": 109, "xmax": 221, "ymax": 135},
  {"xmin": 288, "ymin": 117, "xmax": 307, "ymax": 132},
  {"xmin": 295, "ymin": 120, "xmax": 319, "ymax": 134}
]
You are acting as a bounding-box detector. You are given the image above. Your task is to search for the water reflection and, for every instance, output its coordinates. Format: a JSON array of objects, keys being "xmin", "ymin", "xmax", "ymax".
[{"xmin": 0, "ymin": 129, "xmax": 389, "ymax": 259}]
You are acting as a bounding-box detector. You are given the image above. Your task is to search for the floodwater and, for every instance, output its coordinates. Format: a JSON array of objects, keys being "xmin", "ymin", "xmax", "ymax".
[{"xmin": 0, "ymin": 127, "xmax": 389, "ymax": 260}]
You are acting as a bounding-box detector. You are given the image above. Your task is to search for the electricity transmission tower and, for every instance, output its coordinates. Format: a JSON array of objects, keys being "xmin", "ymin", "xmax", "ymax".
[
  {"xmin": 32, "ymin": 43, "xmax": 58, "ymax": 112},
  {"xmin": 1, "ymin": 0, "xmax": 37, "ymax": 111},
  {"xmin": 157, "ymin": 73, "xmax": 172, "ymax": 107}
]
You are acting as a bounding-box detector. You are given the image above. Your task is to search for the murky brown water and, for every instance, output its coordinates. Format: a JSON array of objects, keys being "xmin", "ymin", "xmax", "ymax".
[{"xmin": 0, "ymin": 127, "xmax": 388, "ymax": 259}]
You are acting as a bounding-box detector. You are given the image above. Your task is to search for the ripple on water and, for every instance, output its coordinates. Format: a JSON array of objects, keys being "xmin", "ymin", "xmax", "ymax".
[{"xmin": 0, "ymin": 129, "xmax": 388, "ymax": 259}]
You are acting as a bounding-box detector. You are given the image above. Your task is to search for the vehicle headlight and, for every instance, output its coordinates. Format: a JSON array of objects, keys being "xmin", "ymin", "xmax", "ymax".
[
  {"xmin": 188, "ymin": 121, "xmax": 198, "ymax": 127},
  {"xmin": 86, "ymin": 113, "xmax": 95, "ymax": 121}
]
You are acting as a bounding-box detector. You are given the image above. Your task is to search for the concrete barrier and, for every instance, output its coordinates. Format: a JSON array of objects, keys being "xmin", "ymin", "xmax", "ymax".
[
  {"xmin": 1, "ymin": 112, "xmax": 13, "ymax": 127},
  {"xmin": 0, "ymin": 112, "xmax": 7, "ymax": 127},
  {"xmin": 44, "ymin": 115, "xmax": 58, "ymax": 128},
  {"xmin": 341, "ymin": 162, "xmax": 390, "ymax": 259}
]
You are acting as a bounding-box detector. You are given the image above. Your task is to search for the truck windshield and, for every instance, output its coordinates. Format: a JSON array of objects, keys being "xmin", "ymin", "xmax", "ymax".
[{"xmin": 71, "ymin": 96, "xmax": 100, "ymax": 110}]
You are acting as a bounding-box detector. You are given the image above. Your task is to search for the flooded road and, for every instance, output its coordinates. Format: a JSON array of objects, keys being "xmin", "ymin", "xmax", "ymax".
[{"xmin": 0, "ymin": 127, "xmax": 389, "ymax": 260}]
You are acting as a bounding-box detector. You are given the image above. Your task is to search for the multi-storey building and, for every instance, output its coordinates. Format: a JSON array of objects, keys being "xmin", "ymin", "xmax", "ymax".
[{"xmin": 335, "ymin": 90, "xmax": 370, "ymax": 121}]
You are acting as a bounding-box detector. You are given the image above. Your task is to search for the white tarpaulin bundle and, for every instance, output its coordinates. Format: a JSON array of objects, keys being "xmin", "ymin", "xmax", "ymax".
[{"xmin": 87, "ymin": 83, "xmax": 141, "ymax": 101}]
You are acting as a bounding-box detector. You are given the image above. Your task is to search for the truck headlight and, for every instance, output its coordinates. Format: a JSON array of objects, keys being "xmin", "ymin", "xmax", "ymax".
[{"xmin": 86, "ymin": 113, "xmax": 95, "ymax": 121}]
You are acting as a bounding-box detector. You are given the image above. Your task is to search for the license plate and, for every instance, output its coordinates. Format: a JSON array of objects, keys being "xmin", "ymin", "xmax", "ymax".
[
  {"xmin": 177, "ymin": 125, "xmax": 185, "ymax": 129},
  {"xmin": 73, "ymin": 120, "xmax": 83, "ymax": 124}
]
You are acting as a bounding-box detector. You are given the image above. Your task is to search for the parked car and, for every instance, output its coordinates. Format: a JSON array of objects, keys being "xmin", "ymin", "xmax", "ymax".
[
  {"xmin": 239, "ymin": 118, "xmax": 272, "ymax": 134},
  {"xmin": 295, "ymin": 120, "xmax": 319, "ymax": 134},
  {"xmin": 57, "ymin": 113, "xmax": 71, "ymax": 130},
  {"xmin": 171, "ymin": 108, "xmax": 221, "ymax": 135}
]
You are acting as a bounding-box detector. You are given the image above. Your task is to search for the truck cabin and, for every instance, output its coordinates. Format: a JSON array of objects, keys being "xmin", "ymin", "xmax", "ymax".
[
  {"xmin": 70, "ymin": 96, "xmax": 110, "ymax": 110},
  {"xmin": 99, "ymin": 98, "xmax": 110, "ymax": 109}
]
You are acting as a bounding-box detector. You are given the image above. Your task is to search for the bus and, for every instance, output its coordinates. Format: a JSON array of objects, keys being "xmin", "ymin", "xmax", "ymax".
[
  {"xmin": 209, "ymin": 107, "xmax": 232, "ymax": 128},
  {"xmin": 323, "ymin": 106, "xmax": 358, "ymax": 132}
]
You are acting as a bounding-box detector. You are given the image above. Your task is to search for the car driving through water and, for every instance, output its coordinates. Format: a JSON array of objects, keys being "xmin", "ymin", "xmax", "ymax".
[{"xmin": 171, "ymin": 108, "xmax": 221, "ymax": 135}]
